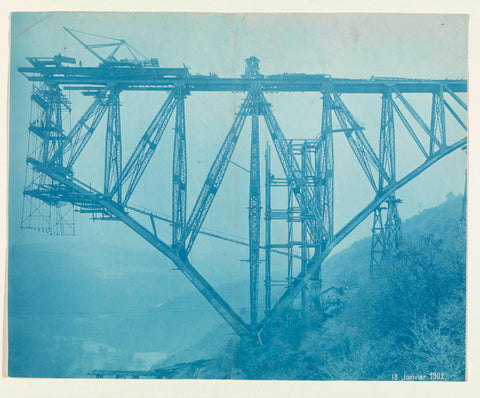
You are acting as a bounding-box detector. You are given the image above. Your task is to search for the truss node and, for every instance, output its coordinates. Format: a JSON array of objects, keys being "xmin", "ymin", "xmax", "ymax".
[{"xmin": 17, "ymin": 33, "xmax": 468, "ymax": 341}]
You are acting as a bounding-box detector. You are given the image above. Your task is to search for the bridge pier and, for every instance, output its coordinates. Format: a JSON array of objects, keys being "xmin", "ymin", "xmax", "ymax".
[
  {"xmin": 370, "ymin": 89, "xmax": 402, "ymax": 273},
  {"xmin": 16, "ymin": 42, "xmax": 467, "ymax": 342},
  {"xmin": 248, "ymin": 89, "xmax": 261, "ymax": 335}
]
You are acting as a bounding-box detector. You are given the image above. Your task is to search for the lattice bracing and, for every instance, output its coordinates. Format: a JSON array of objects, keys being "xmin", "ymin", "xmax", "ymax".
[{"xmin": 17, "ymin": 30, "xmax": 468, "ymax": 341}]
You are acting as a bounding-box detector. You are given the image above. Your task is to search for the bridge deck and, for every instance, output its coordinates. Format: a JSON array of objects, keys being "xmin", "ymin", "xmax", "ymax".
[{"xmin": 18, "ymin": 65, "xmax": 467, "ymax": 93}]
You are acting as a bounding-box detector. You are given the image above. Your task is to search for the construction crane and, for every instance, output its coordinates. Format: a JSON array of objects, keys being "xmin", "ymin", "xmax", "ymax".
[
  {"xmin": 18, "ymin": 27, "xmax": 468, "ymax": 342},
  {"xmin": 63, "ymin": 26, "xmax": 160, "ymax": 67}
]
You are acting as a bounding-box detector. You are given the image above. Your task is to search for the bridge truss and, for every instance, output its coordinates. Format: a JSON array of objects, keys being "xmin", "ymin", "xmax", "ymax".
[{"xmin": 18, "ymin": 31, "xmax": 468, "ymax": 342}]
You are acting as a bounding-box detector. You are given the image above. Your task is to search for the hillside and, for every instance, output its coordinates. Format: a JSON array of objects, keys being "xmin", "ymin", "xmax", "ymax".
[
  {"xmin": 322, "ymin": 193, "xmax": 465, "ymax": 288},
  {"xmin": 152, "ymin": 195, "xmax": 466, "ymax": 380},
  {"xmin": 8, "ymin": 195, "xmax": 465, "ymax": 378}
]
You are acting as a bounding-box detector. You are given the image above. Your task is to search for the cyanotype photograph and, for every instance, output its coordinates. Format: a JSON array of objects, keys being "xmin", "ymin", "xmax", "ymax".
[{"xmin": 8, "ymin": 12, "xmax": 467, "ymax": 380}]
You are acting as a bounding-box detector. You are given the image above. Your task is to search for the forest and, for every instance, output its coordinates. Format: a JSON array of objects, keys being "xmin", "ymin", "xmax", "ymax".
[
  {"xmin": 155, "ymin": 195, "xmax": 466, "ymax": 380},
  {"xmin": 9, "ymin": 196, "xmax": 466, "ymax": 380}
]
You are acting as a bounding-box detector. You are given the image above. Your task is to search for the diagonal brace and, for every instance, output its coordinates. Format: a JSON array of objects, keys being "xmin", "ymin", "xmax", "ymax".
[
  {"xmin": 260, "ymin": 137, "xmax": 466, "ymax": 330},
  {"xmin": 392, "ymin": 87, "xmax": 443, "ymax": 149},
  {"xmin": 178, "ymin": 92, "xmax": 254, "ymax": 254},
  {"xmin": 331, "ymin": 90, "xmax": 392, "ymax": 190},
  {"xmin": 110, "ymin": 91, "xmax": 177, "ymax": 204},
  {"xmin": 28, "ymin": 159, "xmax": 251, "ymax": 340},
  {"xmin": 50, "ymin": 89, "xmax": 110, "ymax": 169},
  {"xmin": 259, "ymin": 92, "xmax": 328, "ymax": 241}
]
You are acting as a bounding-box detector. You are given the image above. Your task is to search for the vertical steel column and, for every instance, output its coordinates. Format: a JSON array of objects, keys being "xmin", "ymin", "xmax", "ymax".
[
  {"xmin": 115, "ymin": 91, "xmax": 177, "ymax": 205},
  {"xmin": 310, "ymin": 92, "xmax": 336, "ymax": 306},
  {"xmin": 383, "ymin": 89, "xmax": 401, "ymax": 253},
  {"xmin": 249, "ymin": 92, "xmax": 261, "ymax": 333},
  {"xmin": 259, "ymin": 92, "xmax": 325, "ymax": 240},
  {"xmin": 64, "ymin": 92, "xmax": 110, "ymax": 170},
  {"xmin": 379, "ymin": 90, "xmax": 402, "ymax": 254},
  {"xmin": 300, "ymin": 143, "xmax": 309, "ymax": 311},
  {"xmin": 287, "ymin": 183, "xmax": 294, "ymax": 289},
  {"xmin": 318, "ymin": 93, "xmax": 334, "ymax": 242},
  {"xmin": 179, "ymin": 93, "xmax": 252, "ymax": 253},
  {"xmin": 41, "ymin": 92, "xmax": 52, "ymax": 164},
  {"xmin": 38, "ymin": 85, "xmax": 62, "ymax": 165},
  {"xmin": 173, "ymin": 87, "xmax": 187, "ymax": 247},
  {"xmin": 370, "ymin": 207, "xmax": 385, "ymax": 274},
  {"xmin": 53, "ymin": 89, "xmax": 64, "ymax": 167},
  {"xmin": 384, "ymin": 197, "xmax": 402, "ymax": 251},
  {"xmin": 371, "ymin": 89, "xmax": 401, "ymax": 273},
  {"xmin": 264, "ymin": 142, "xmax": 272, "ymax": 314},
  {"xmin": 379, "ymin": 89, "xmax": 396, "ymax": 188},
  {"xmin": 462, "ymin": 168, "xmax": 467, "ymax": 222},
  {"xmin": 430, "ymin": 87, "xmax": 446, "ymax": 155},
  {"xmin": 371, "ymin": 92, "xmax": 390, "ymax": 273},
  {"xmin": 104, "ymin": 89, "xmax": 122, "ymax": 202}
]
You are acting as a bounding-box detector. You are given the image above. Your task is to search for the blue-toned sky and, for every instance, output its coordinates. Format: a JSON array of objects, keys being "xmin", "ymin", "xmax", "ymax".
[{"xmin": 9, "ymin": 13, "xmax": 467, "ymax": 282}]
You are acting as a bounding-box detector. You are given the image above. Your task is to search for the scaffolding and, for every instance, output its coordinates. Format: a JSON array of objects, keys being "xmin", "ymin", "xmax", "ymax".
[
  {"xmin": 264, "ymin": 138, "xmax": 328, "ymax": 313},
  {"xmin": 15, "ymin": 29, "xmax": 467, "ymax": 340},
  {"xmin": 21, "ymin": 76, "xmax": 75, "ymax": 235}
]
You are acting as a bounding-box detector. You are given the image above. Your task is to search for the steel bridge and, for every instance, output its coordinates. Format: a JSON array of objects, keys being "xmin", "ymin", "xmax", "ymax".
[{"xmin": 18, "ymin": 28, "xmax": 468, "ymax": 342}]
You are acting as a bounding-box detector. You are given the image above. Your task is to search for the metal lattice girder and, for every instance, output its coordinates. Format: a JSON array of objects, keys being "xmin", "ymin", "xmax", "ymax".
[
  {"xmin": 172, "ymin": 88, "xmax": 187, "ymax": 246},
  {"xmin": 370, "ymin": 197, "xmax": 403, "ymax": 273},
  {"xmin": 259, "ymin": 92, "xmax": 328, "ymax": 242},
  {"xmin": 179, "ymin": 92, "xmax": 254, "ymax": 254},
  {"xmin": 384, "ymin": 197, "xmax": 402, "ymax": 250},
  {"xmin": 370, "ymin": 207, "xmax": 385, "ymax": 274},
  {"xmin": 392, "ymin": 86, "xmax": 443, "ymax": 150},
  {"xmin": 443, "ymin": 84, "xmax": 467, "ymax": 111},
  {"xmin": 49, "ymin": 88, "xmax": 110, "ymax": 169},
  {"xmin": 296, "ymin": 142, "xmax": 316, "ymax": 178},
  {"xmin": 330, "ymin": 90, "xmax": 391, "ymax": 191},
  {"xmin": 390, "ymin": 99, "xmax": 429, "ymax": 158},
  {"xmin": 18, "ymin": 61, "xmax": 467, "ymax": 93},
  {"xmin": 370, "ymin": 90, "xmax": 402, "ymax": 272},
  {"xmin": 51, "ymin": 88, "xmax": 66, "ymax": 166},
  {"xmin": 430, "ymin": 87, "xmax": 447, "ymax": 154},
  {"xmin": 441, "ymin": 84, "xmax": 468, "ymax": 132},
  {"xmin": 18, "ymin": 46, "xmax": 469, "ymax": 342},
  {"xmin": 104, "ymin": 89, "xmax": 122, "ymax": 201},
  {"xmin": 444, "ymin": 100, "xmax": 467, "ymax": 132},
  {"xmin": 317, "ymin": 93, "xmax": 335, "ymax": 242},
  {"xmin": 260, "ymin": 137, "xmax": 466, "ymax": 331},
  {"xmin": 379, "ymin": 94, "xmax": 401, "ymax": 246},
  {"xmin": 111, "ymin": 91, "xmax": 177, "ymax": 204},
  {"xmin": 249, "ymin": 91, "xmax": 261, "ymax": 332},
  {"xmin": 392, "ymin": 85, "xmax": 467, "ymax": 158},
  {"xmin": 379, "ymin": 89, "xmax": 396, "ymax": 187}
]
